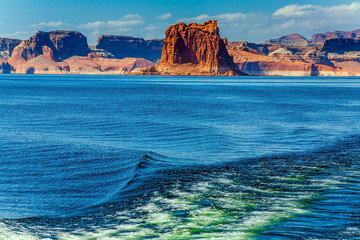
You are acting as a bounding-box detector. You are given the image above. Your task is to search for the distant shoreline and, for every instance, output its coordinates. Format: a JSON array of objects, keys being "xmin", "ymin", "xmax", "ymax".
[{"xmin": 1, "ymin": 22, "xmax": 360, "ymax": 76}]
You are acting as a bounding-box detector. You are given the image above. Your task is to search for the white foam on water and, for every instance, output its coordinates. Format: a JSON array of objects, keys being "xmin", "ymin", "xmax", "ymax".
[
  {"xmin": 191, "ymin": 181, "xmax": 212, "ymax": 192},
  {"xmin": 309, "ymin": 178, "xmax": 343, "ymax": 188},
  {"xmin": 0, "ymin": 223, "xmax": 42, "ymax": 240},
  {"xmin": 0, "ymin": 162, "xmax": 350, "ymax": 240},
  {"xmin": 159, "ymin": 196, "xmax": 198, "ymax": 211}
]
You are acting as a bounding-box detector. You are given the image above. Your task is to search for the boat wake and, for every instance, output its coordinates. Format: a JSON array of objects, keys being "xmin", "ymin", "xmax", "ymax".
[{"xmin": 1, "ymin": 135, "xmax": 360, "ymax": 239}]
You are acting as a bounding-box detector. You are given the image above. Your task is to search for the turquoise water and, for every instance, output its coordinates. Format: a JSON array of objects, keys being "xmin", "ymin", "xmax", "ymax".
[{"xmin": 0, "ymin": 75, "xmax": 359, "ymax": 239}]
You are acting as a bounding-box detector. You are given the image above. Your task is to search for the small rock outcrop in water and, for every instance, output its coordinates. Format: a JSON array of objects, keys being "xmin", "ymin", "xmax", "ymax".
[
  {"xmin": 157, "ymin": 20, "xmax": 245, "ymax": 75},
  {"xmin": 96, "ymin": 35, "xmax": 164, "ymax": 62},
  {"xmin": 9, "ymin": 31, "xmax": 89, "ymax": 63}
]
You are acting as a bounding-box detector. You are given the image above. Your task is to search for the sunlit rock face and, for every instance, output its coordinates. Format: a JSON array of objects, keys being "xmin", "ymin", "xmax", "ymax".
[
  {"xmin": 9, "ymin": 31, "xmax": 89, "ymax": 63},
  {"xmin": 266, "ymin": 34, "xmax": 309, "ymax": 47},
  {"xmin": 157, "ymin": 20, "xmax": 245, "ymax": 76}
]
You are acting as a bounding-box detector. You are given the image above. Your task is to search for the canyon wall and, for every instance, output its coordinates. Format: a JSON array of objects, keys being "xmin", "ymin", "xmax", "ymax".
[
  {"xmin": 0, "ymin": 38, "xmax": 22, "ymax": 60},
  {"xmin": 310, "ymin": 29, "xmax": 360, "ymax": 45},
  {"xmin": 266, "ymin": 34, "xmax": 309, "ymax": 47},
  {"xmin": 228, "ymin": 36, "xmax": 360, "ymax": 76},
  {"xmin": 266, "ymin": 29, "xmax": 360, "ymax": 46},
  {"xmin": 2, "ymin": 24, "xmax": 360, "ymax": 76},
  {"xmin": 9, "ymin": 31, "xmax": 90, "ymax": 65},
  {"xmin": 321, "ymin": 38, "xmax": 360, "ymax": 52},
  {"xmin": 6, "ymin": 31, "xmax": 155, "ymax": 74},
  {"xmin": 95, "ymin": 35, "xmax": 163, "ymax": 62}
]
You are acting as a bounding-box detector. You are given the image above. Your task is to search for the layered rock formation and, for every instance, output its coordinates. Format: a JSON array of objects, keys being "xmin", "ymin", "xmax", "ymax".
[
  {"xmin": 228, "ymin": 36, "xmax": 360, "ymax": 76},
  {"xmin": 4, "ymin": 23, "xmax": 360, "ymax": 76},
  {"xmin": 319, "ymin": 38, "xmax": 360, "ymax": 74},
  {"xmin": 48, "ymin": 31, "xmax": 90, "ymax": 60},
  {"xmin": 9, "ymin": 31, "xmax": 89, "ymax": 64},
  {"xmin": 246, "ymin": 28, "xmax": 360, "ymax": 75},
  {"xmin": 266, "ymin": 34, "xmax": 309, "ymax": 47},
  {"xmin": 156, "ymin": 20, "xmax": 244, "ymax": 75},
  {"xmin": 227, "ymin": 45, "xmax": 338, "ymax": 76},
  {"xmin": 321, "ymin": 37, "xmax": 360, "ymax": 52},
  {"xmin": 145, "ymin": 39, "xmax": 164, "ymax": 62},
  {"xmin": 95, "ymin": 35, "xmax": 163, "ymax": 62},
  {"xmin": 0, "ymin": 38, "xmax": 22, "ymax": 60},
  {"xmin": 228, "ymin": 42, "xmax": 284, "ymax": 56},
  {"xmin": 303, "ymin": 49, "xmax": 333, "ymax": 66},
  {"xmin": 268, "ymin": 48, "xmax": 304, "ymax": 61},
  {"xmin": 96, "ymin": 35, "xmax": 146, "ymax": 59},
  {"xmin": 310, "ymin": 29, "xmax": 360, "ymax": 45},
  {"xmin": 6, "ymin": 31, "xmax": 155, "ymax": 74},
  {"xmin": 9, "ymin": 55, "xmax": 155, "ymax": 75},
  {"xmin": 265, "ymin": 29, "xmax": 360, "ymax": 47}
]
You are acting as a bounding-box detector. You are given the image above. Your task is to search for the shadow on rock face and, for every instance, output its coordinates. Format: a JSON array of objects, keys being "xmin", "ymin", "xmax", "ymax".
[{"xmin": 26, "ymin": 67, "xmax": 35, "ymax": 74}]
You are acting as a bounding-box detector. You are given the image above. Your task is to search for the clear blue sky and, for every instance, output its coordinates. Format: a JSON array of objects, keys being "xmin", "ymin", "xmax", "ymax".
[{"xmin": 1, "ymin": 0, "xmax": 359, "ymax": 44}]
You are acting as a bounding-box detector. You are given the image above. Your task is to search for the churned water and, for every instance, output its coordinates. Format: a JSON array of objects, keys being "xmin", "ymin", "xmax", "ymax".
[{"xmin": 0, "ymin": 75, "xmax": 359, "ymax": 239}]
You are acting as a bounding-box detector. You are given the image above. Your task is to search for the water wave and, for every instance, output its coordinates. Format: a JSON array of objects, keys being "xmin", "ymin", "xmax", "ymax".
[
  {"xmin": 0, "ymin": 141, "xmax": 168, "ymax": 219},
  {"xmin": 1, "ymin": 135, "xmax": 359, "ymax": 239}
]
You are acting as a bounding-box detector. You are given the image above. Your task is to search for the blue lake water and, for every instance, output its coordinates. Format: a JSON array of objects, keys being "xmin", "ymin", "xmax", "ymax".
[{"xmin": 0, "ymin": 75, "xmax": 359, "ymax": 239}]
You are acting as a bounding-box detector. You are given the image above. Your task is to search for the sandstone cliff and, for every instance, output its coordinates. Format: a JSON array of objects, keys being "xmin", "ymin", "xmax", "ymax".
[
  {"xmin": 7, "ymin": 31, "xmax": 155, "ymax": 74},
  {"xmin": 0, "ymin": 38, "xmax": 22, "ymax": 60},
  {"xmin": 321, "ymin": 37, "xmax": 360, "ymax": 52},
  {"xmin": 227, "ymin": 38, "xmax": 360, "ymax": 76},
  {"xmin": 9, "ymin": 55, "xmax": 155, "ymax": 75},
  {"xmin": 266, "ymin": 34, "xmax": 309, "ymax": 47},
  {"xmin": 49, "ymin": 31, "xmax": 89, "ymax": 60},
  {"xmin": 95, "ymin": 35, "xmax": 163, "ymax": 62},
  {"xmin": 4, "ymin": 24, "xmax": 360, "ymax": 76},
  {"xmin": 96, "ymin": 35, "xmax": 146, "ymax": 59},
  {"xmin": 145, "ymin": 39, "xmax": 164, "ymax": 61},
  {"xmin": 310, "ymin": 29, "xmax": 360, "ymax": 45},
  {"xmin": 228, "ymin": 41, "xmax": 284, "ymax": 55},
  {"xmin": 303, "ymin": 49, "xmax": 333, "ymax": 66},
  {"xmin": 319, "ymin": 38, "xmax": 360, "ymax": 75},
  {"xmin": 265, "ymin": 29, "xmax": 360, "ymax": 47},
  {"xmin": 227, "ymin": 46, "xmax": 339, "ymax": 76},
  {"xmin": 9, "ymin": 31, "xmax": 89, "ymax": 64},
  {"xmin": 156, "ymin": 20, "xmax": 244, "ymax": 75}
]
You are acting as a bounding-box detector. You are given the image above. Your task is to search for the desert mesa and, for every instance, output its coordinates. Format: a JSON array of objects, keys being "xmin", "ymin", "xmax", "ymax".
[{"xmin": 1, "ymin": 20, "xmax": 360, "ymax": 76}]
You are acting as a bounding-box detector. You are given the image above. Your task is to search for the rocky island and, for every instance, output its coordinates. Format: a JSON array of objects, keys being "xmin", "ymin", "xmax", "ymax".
[
  {"xmin": 1, "ymin": 21, "xmax": 360, "ymax": 76},
  {"xmin": 155, "ymin": 20, "xmax": 244, "ymax": 76}
]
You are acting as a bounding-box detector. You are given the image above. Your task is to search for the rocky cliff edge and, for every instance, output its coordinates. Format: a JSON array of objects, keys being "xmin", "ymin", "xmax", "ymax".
[{"xmin": 156, "ymin": 20, "xmax": 245, "ymax": 76}]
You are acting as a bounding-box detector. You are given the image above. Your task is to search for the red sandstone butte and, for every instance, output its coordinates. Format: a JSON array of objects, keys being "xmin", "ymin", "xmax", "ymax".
[{"xmin": 156, "ymin": 20, "xmax": 245, "ymax": 76}]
